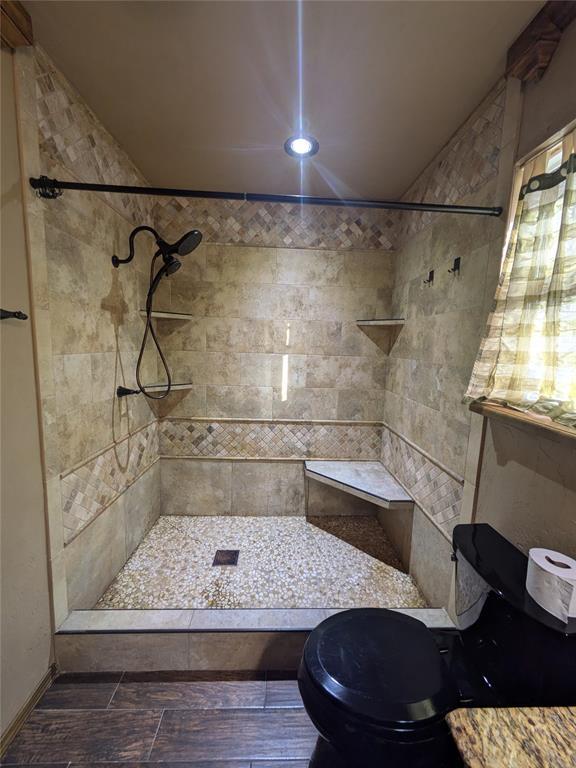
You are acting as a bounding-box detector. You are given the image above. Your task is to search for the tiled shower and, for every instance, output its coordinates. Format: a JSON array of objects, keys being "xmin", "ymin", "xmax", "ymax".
[{"xmin": 18, "ymin": 44, "xmax": 511, "ymax": 629}]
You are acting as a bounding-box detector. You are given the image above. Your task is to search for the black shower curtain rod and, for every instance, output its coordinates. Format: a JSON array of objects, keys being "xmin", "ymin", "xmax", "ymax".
[{"xmin": 29, "ymin": 175, "xmax": 503, "ymax": 217}]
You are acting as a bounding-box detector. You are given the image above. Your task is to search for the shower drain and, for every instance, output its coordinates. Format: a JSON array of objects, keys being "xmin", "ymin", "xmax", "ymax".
[{"xmin": 212, "ymin": 549, "xmax": 240, "ymax": 566}]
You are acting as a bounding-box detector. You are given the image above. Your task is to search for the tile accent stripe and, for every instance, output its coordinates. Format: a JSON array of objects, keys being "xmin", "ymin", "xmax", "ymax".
[
  {"xmin": 159, "ymin": 419, "xmax": 382, "ymax": 460},
  {"xmin": 380, "ymin": 426, "xmax": 463, "ymax": 536},
  {"xmin": 61, "ymin": 423, "xmax": 159, "ymax": 544},
  {"xmin": 153, "ymin": 196, "xmax": 396, "ymax": 251}
]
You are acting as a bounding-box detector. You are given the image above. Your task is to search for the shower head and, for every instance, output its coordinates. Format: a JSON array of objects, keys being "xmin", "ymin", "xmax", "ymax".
[
  {"xmin": 163, "ymin": 257, "xmax": 182, "ymax": 276},
  {"xmin": 173, "ymin": 230, "xmax": 203, "ymax": 256},
  {"xmin": 148, "ymin": 256, "xmax": 181, "ymax": 297}
]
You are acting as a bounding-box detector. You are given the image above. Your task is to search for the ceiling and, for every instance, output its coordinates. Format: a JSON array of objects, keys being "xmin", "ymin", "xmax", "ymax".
[{"xmin": 26, "ymin": 1, "xmax": 542, "ymax": 200}]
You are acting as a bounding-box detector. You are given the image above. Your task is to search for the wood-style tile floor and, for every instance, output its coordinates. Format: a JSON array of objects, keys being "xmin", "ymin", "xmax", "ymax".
[{"xmin": 2, "ymin": 672, "xmax": 317, "ymax": 767}]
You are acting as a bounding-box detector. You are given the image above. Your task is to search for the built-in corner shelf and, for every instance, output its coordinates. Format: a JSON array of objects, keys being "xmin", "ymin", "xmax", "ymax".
[
  {"xmin": 305, "ymin": 461, "xmax": 414, "ymax": 511},
  {"xmin": 356, "ymin": 318, "xmax": 405, "ymax": 353},
  {"xmin": 356, "ymin": 318, "xmax": 405, "ymax": 327},
  {"xmin": 139, "ymin": 310, "xmax": 194, "ymax": 320}
]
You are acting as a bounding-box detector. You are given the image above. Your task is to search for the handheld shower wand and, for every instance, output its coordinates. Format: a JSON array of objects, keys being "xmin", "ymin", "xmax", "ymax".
[{"xmin": 113, "ymin": 225, "xmax": 202, "ymax": 399}]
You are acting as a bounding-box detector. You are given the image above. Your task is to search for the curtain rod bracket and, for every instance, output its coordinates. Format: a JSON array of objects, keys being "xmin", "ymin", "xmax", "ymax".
[
  {"xmin": 28, "ymin": 176, "xmax": 503, "ymax": 217},
  {"xmin": 32, "ymin": 175, "xmax": 63, "ymax": 200}
]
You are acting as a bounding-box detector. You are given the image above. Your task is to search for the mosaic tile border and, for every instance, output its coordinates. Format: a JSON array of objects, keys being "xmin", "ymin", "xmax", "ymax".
[
  {"xmin": 61, "ymin": 422, "xmax": 159, "ymax": 545},
  {"xmin": 159, "ymin": 419, "xmax": 382, "ymax": 460},
  {"xmin": 153, "ymin": 196, "xmax": 397, "ymax": 251},
  {"xmin": 380, "ymin": 426, "xmax": 463, "ymax": 538}
]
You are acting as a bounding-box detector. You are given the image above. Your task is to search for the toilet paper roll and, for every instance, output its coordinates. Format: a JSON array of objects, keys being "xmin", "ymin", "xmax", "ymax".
[{"xmin": 526, "ymin": 548, "xmax": 576, "ymax": 624}]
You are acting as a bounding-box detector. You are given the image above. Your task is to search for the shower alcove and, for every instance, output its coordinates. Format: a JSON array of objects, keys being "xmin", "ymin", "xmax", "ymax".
[{"xmin": 58, "ymin": 431, "xmax": 454, "ymax": 672}]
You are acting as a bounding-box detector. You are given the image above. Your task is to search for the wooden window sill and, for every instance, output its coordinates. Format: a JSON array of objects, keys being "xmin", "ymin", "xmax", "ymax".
[{"xmin": 469, "ymin": 401, "xmax": 576, "ymax": 443}]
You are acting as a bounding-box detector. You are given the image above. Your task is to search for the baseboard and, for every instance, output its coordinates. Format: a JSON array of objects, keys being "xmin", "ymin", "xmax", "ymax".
[{"xmin": 0, "ymin": 663, "xmax": 57, "ymax": 756}]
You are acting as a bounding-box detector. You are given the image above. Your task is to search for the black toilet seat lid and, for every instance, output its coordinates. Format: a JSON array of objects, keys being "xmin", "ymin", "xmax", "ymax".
[{"xmin": 303, "ymin": 608, "xmax": 459, "ymax": 726}]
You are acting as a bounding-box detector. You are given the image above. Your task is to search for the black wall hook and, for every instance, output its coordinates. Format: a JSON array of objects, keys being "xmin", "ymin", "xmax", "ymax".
[
  {"xmin": 448, "ymin": 257, "xmax": 461, "ymax": 274},
  {"xmin": 423, "ymin": 269, "xmax": 434, "ymax": 285},
  {"xmin": 1, "ymin": 308, "xmax": 28, "ymax": 320}
]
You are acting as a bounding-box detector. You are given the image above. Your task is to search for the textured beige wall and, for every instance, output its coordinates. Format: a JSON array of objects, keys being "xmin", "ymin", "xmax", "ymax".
[
  {"xmin": 148, "ymin": 243, "xmax": 394, "ymax": 421},
  {"xmin": 475, "ymin": 422, "xmax": 576, "ymax": 557},
  {"xmin": 0, "ymin": 47, "xmax": 53, "ymax": 736}
]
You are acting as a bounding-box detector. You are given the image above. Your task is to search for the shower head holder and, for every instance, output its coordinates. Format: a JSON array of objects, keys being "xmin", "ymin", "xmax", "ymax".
[{"xmin": 112, "ymin": 226, "xmax": 202, "ymax": 268}]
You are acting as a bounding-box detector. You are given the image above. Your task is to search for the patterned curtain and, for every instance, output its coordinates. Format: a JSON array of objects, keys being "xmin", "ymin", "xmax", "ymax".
[{"xmin": 466, "ymin": 129, "xmax": 576, "ymax": 427}]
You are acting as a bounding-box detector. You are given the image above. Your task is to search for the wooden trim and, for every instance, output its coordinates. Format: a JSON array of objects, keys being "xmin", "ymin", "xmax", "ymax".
[
  {"xmin": 469, "ymin": 401, "xmax": 576, "ymax": 444},
  {"xmin": 0, "ymin": 664, "xmax": 57, "ymax": 755},
  {"xmin": 507, "ymin": 1, "xmax": 576, "ymax": 83},
  {"xmin": 0, "ymin": 1, "xmax": 33, "ymax": 48}
]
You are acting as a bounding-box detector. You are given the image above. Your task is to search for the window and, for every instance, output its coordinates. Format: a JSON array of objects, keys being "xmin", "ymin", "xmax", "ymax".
[{"xmin": 466, "ymin": 129, "xmax": 576, "ymax": 428}]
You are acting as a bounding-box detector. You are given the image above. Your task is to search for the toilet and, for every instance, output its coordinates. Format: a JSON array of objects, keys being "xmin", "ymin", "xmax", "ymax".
[{"xmin": 298, "ymin": 523, "xmax": 576, "ymax": 768}]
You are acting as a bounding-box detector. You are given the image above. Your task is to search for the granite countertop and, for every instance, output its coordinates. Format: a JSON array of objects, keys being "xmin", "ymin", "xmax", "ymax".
[{"xmin": 447, "ymin": 707, "xmax": 576, "ymax": 768}]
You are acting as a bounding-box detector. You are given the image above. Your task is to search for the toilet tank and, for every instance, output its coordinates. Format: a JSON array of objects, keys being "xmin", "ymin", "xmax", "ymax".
[{"xmin": 453, "ymin": 523, "xmax": 576, "ymax": 706}]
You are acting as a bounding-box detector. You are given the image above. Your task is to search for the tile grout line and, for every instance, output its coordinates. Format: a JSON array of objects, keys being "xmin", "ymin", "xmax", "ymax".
[
  {"xmin": 146, "ymin": 708, "xmax": 165, "ymax": 760},
  {"xmin": 106, "ymin": 672, "xmax": 125, "ymax": 708}
]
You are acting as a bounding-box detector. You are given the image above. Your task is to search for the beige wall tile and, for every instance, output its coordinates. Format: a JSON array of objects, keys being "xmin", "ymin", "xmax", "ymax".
[
  {"xmin": 307, "ymin": 479, "xmax": 377, "ymax": 517},
  {"xmin": 152, "ymin": 385, "xmax": 206, "ymax": 419},
  {"xmin": 336, "ymin": 389, "xmax": 385, "ymax": 421},
  {"xmin": 275, "ymin": 248, "xmax": 344, "ymax": 286},
  {"xmin": 206, "ymin": 385, "xmax": 273, "ymax": 418},
  {"xmin": 154, "ymin": 318, "xmax": 206, "ymax": 352},
  {"xmin": 188, "ymin": 631, "xmax": 307, "ymax": 671},
  {"xmin": 409, "ymin": 507, "xmax": 453, "ymax": 608},
  {"xmin": 205, "ymin": 244, "xmax": 277, "ymax": 284},
  {"xmin": 377, "ymin": 507, "xmax": 413, "ymax": 571},
  {"xmin": 64, "ymin": 497, "xmax": 127, "ymax": 610},
  {"xmin": 231, "ymin": 461, "xmax": 305, "ymax": 516},
  {"xmin": 55, "ymin": 632, "xmax": 189, "ymax": 672},
  {"xmin": 160, "ymin": 458, "xmax": 232, "ymax": 515},
  {"xmin": 206, "ymin": 317, "xmax": 274, "ymax": 353},
  {"xmin": 272, "ymin": 387, "xmax": 338, "ymax": 420},
  {"xmin": 124, "ymin": 462, "xmax": 161, "ymax": 556},
  {"xmin": 54, "ymin": 353, "xmax": 93, "ymax": 415}
]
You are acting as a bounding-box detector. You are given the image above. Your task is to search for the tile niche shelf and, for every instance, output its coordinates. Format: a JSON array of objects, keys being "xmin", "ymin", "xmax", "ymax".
[
  {"xmin": 139, "ymin": 310, "xmax": 194, "ymax": 320},
  {"xmin": 356, "ymin": 318, "xmax": 405, "ymax": 353},
  {"xmin": 141, "ymin": 382, "xmax": 195, "ymax": 392}
]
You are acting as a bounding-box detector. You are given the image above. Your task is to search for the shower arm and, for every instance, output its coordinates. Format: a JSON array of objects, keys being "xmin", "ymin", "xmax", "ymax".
[{"xmin": 112, "ymin": 225, "xmax": 166, "ymax": 268}]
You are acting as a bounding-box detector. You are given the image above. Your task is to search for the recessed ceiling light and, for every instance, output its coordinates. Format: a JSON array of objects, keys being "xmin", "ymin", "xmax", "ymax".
[{"xmin": 284, "ymin": 134, "xmax": 319, "ymax": 158}]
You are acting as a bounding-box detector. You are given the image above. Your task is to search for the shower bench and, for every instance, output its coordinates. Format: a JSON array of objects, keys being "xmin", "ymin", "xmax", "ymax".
[{"xmin": 304, "ymin": 460, "xmax": 414, "ymax": 511}]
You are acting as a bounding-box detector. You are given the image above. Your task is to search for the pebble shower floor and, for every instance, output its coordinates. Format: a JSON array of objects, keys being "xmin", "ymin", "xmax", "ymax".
[{"xmin": 97, "ymin": 516, "xmax": 426, "ymax": 610}]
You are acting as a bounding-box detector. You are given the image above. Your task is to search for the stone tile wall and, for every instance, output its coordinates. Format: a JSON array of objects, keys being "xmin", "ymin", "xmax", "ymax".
[
  {"xmin": 380, "ymin": 426, "xmax": 463, "ymax": 538},
  {"xmin": 148, "ymin": 243, "xmax": 394, "ymax": 422},
  {"xmin": 383, "ymin": 81, "xmax": 509, "ymax": 482},
  {"xmin": 160, "ymin": 459, "xmax": 306, "ymax": 517},
  {"xmin": 61, "ymin": 422, "xmax": 158, "ymax": 544}
]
